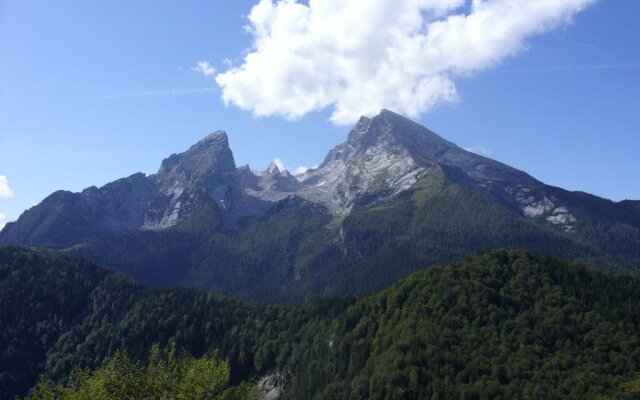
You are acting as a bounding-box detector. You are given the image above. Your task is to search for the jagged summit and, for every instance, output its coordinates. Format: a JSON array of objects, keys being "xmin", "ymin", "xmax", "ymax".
[
  {"xmin": 0, "ymin": 110, "xmax": 581, "ymax": 244},
  {"xmin": 143, "ymin": 130, "xmax": 240, "ymax": 229},
  {"xmin": 158, "ymin": 130, "xmax": 235, "ymax": 179},
  {"xmin": 255, "ymin": 109, "xmax": 572, "ymax": 225},
  {"xmin": 352, "ymin": 110, "xmax": 454, "ymax": 147},
  {"xmin": 1, "ymin": 111, "xmax": 638, "ymax": 312},
  {"xmin": 266, "ymin": 161, "xmax": 280, "ymax": 174},
  {"xmin": 327, "ymin": 109, "xmax": 456, "ymax": 165},
  {"xmin": 191, "ymin": 130, "xmax": 229, "ymax": 148}
]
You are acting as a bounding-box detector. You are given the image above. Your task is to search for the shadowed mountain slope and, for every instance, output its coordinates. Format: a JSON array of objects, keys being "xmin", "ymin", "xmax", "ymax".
[{"xmin": 1, "ymin": 111, "xmax": 639, "ymax": 303}]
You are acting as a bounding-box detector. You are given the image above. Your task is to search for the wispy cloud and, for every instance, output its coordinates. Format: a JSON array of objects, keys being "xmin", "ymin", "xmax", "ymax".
[
  {"xmin": 555, "ymin": 39, "xmax": 599, "ymax": 49},
  {"xmin": 505, "ymin": 63, "xmax": 640, "ymax": 73},
  {"xmin": 93, "ymin": 87, "xmax": 216, "ymax": 100},
  {"xmin": 192, "ymin": 60, "xmax": 217, "ymax": 77},
  {"xmin": 0, "ymin": 175, "xmax": 14, "ymax": 198},
  {"xmin": 214, "ymin": 0, "xmax": 596, "ymax": 125},
  {"xmin": 0, "ymin": 213, "xmax": 6, "ymax": 230},
  {"xmin": 464, "ymin": 145, "xmax": 493, "ymax": 156}
]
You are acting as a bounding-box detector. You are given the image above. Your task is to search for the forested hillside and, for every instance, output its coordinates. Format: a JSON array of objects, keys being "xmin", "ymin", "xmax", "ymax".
[
  {"xmin": 62, "ymin": 167, "xmax": 640, "ymax": 304},
  {"xmin": 3, "ymin": 111, "xmax": 640, "ymax": 305},
  {"xmin": 2, "ymin": 247, "xmax": 640, "ymax": 399},
  {"xmin": 283, "ymin": 250, "xmax": 640, "ymax": 399}
]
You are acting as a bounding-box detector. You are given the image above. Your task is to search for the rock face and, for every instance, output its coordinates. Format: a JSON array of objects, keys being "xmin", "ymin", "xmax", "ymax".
[
  {"xmin": 293, "ymin": 110, "xmax": 540, "ymax": 213},
  {"xmin": 244, "ymin": 110, "xmax": 576, "ymax": 229},
  {"xmin": 144, "ymin": 131, "xmax": 241, "ymax": 229},
  {"xmin": 256, "ymin": 371, "xmax": 287, "ymax": 400},
  {"xmin": 0, "ymin": 173, "xmax": 155, "ymax": 245},
  {"xmin": 0, "ymin": 110, "xmax": 578, "ymax": 245}
]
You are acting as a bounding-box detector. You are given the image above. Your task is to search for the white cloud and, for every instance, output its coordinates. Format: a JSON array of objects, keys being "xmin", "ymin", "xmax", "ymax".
[
  {"xmin": 215, "ymin": 0, "xmax": 595, "ymax": 125},
  {"xmin": 464, "ymin": 144, "xmax": 493, "ymax": 156},
  {"xmin": 193, "ymin": 60, "xmax": 217, "ymax": 77},
  {"xmin": 272, "ymin": 158, "xmax": 286, "ymax": 171},
  {"xmin": 294, "ymin": 165, "xmax": 309, "ymax": 174},
  {"xmin": 0, "ymin": 175, "xmax": 14, "ymax": 198},
  {"xmin": 0, "ymin": 213, "xmax": 6, "ymax": 230}
]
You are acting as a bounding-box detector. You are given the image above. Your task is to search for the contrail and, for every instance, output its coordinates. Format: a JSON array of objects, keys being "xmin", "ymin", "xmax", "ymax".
[
  {"xmin": 506, "ymin": 64, "xmax": 640, "ymax": 73},
  {"xmin": 555, "ymin": 39, "xmax": 599, "ymax": 49},
  {"xmin": 93, "ymin": 87, "xmax": 216, "ymax": 100}
]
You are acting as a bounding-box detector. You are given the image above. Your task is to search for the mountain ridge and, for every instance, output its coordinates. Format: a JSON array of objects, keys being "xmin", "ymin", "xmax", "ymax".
[
  {"xmin": 0, "ymin": 109, "xmax": 591, "ymax": 245},
  {"xmin": 1, "ymin": 110, "xmax": 639, "ymax": 303}
]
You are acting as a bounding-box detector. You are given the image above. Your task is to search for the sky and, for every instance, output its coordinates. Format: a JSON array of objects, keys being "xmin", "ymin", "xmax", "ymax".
[{"xmin": 1, "ymin": 0, "xmax": 639, "ymax": 228}]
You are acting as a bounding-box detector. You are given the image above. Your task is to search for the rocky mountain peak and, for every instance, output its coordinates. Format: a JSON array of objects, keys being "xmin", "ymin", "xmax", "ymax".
[
  {"xmin": 157, "ymin": 130, "xmax": 236, "ymax": 184},
  {"xmin": 345, "ymin": 115, "xmax": 372, "ymax": 142},
  {"xmin": 325, "ymin": 109, "xmax": 457, "ymax": 167},
  {"xmin": 302, "ymin": 110, "xmax": 438, "ymax": 212},
  {"xmin": 267, "ymin": 161, "xmax": 281, "ymax": 174},
  {"xmin": 194, "ymin": 130, "xmax": 229, "ymax": 149},
  {"xmin": 0, "ymin": 110, "xmax": 582, "ymax": 243},
  {"xmin": 140, "ymin": 130, "xmax": 240, "ymax": 230},
  {"xmin": 300, "ymin": 109, "xmax": 550, "ymax": 217},
  {"xmin": 369, "ymin": 109, "xmax": 457, "ymax": 162}
]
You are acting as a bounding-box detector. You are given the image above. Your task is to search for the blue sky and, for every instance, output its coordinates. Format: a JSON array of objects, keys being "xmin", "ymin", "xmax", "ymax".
[{"xmin": 1, "ymin": 0, "xmax": 639, "ymax": 227}]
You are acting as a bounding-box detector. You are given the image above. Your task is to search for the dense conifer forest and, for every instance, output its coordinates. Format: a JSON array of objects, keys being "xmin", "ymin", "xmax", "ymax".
[
  {"xmin": 2, "ymin": 247, "xmax": 640, "ymax": 399},
  {"xmin": 57, "ymin": 170, "xmax": 640, "ymax": 304}
]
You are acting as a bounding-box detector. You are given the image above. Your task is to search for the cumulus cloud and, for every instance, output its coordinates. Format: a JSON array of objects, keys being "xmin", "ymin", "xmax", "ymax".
[
  {"xmin": 0, "ymin": 213, "xmax": 7, "ymax": 230},
  {"xmin": 215, "ymin": 0, "xmax": 595, "ymax": 125},
  {"xmin": 0, "ymin": 175, "xmax": 14, "ymax": 198},
  {"xmin": 193, "ymin": 60, "xmax": 217, "ymax": 77}
]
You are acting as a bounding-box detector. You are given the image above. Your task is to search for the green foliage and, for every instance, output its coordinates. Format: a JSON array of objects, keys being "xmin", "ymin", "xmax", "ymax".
[
  {"xmin": 307, "ymin": 167, "xmax": 596, "ymax": 297},
  {"xmin": 282, "ymin": 249, "xmax": 640, "ymax": 399},
  {"xmin": 2, "ymin": 247, "xmax": 640, "ymax": 399},
  {"xmin": 596, "ymin": 373, "xmax": 640, "ymax": 399},
  {"xmin": 0, "ymin": 248, "xmax": 114, "ymax": 398},
  {"xmin": 620, "ymin": 374, "xmax": 640, "ymax": 398},
  {"xmin": 61, "ymin": 169, "xmax": 640, "ymax": 304},
  {"xmin": 25, "ymin": 344, "xmax": 258, "ymax": 400},
  {"xmin": 552, "ymin": 190, "xmax": 640, "ymax": 274},
  {"xmin": 66, "ymin": 197, "xmax": 334, "ymax": 303}
]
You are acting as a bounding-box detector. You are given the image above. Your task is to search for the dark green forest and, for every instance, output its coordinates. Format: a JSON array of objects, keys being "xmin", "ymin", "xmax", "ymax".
[
  {"xmin": 60, "ymin": 169, "xmax": 640, "ymax": 304},
  {"xmin": 2, "ymin": 246, "xmax": 640, "ymax": 399}
]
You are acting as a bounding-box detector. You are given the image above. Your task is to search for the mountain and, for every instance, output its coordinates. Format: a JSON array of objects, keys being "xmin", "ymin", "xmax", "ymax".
[
  {"xmin": 0, "ymin": 110, "xmax": 577, "ymax": 239},
  {"xmin": 1, "ymin": 110, "xmax": 639, "ymax": 302},
  {"xmin": 297, "ymin": 110, "xmax": 542, "ymax": 215},
  {"xmin": 2, "ymin": 247, "xmax": 640, "ymax": 399}
]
